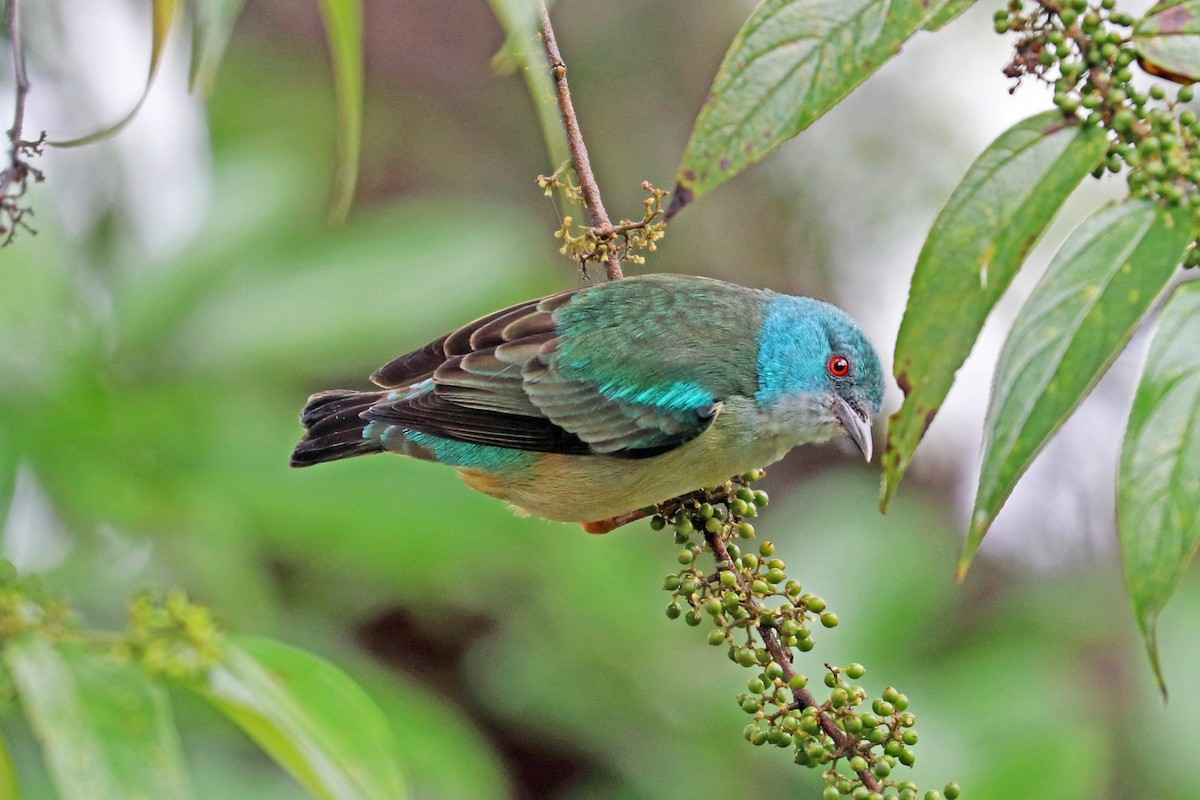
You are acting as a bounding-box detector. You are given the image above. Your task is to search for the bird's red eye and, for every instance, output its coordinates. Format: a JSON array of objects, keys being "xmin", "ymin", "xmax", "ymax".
[{"xmin": 827, "ymin": 355, "xmax": 851, "ymax": 378}]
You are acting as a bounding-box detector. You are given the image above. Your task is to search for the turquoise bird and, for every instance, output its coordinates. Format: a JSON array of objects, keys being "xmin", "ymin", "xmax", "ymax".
[{"xmin": 291, "ymin": 274, "xmax": 883, "ymax": 531}]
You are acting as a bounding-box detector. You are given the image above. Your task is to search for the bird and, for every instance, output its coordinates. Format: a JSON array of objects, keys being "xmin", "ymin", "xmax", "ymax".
[{"xmin": 291, "ymin": 274, "xmax": 884, "ymax": 531}]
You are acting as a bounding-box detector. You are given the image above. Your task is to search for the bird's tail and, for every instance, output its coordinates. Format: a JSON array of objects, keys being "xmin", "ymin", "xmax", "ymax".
[{"xmin": 290, "ymin": 390, "xmax": 387, "ymax": 467}]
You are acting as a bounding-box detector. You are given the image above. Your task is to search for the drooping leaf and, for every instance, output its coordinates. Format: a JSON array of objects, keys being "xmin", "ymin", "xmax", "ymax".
[
  {"xmin": 881, "ymin": 112, "xmax": 1107, "ymax": 511},
  {"xmin": 5, "ymin": 638, "xmax": 193, "ymax": 800},
  {"xmin": 194, "ymin": 636, "xmax": 405, "ymax": 800},
  {"xmin": 964, "ymin": 201, "xmax": 1194, "ymax": 576},
  {"xmin": 188, "ymin": 0, "xmax": 250, "ymax": 95},
  {"xmin": 667, "ymin": 0, "xmax": 956, "ymax": 218},
  {"xmin": 50, "ymin": 0, "xmax": 180, "ymax": 147},
  {"xmin": 1133, "ymin": 1, "xmax": 1200, "ymax": 85},
  {"xmin": 924, "ymin": 0, "xmax": 976, "ymax": 31},
  {"xmin": 315, "ymin": 0, "xmax": 364, "ymax": 225},
  {"xmin": 1118, "ymin": 279, "xmax": 1200, "ymax": 698}
]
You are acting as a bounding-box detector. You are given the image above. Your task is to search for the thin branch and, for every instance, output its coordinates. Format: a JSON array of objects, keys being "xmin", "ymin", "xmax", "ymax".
[
  {"xmin": 0, "ymin": 0, "xmax": 44, "ymax": 245},
  {"xmin": 707, "ymin": 530, "xmax": 884, "ymax": 794},
  {"xmin": 536, "ymin": 2, "xmax": 622, "ymax": 281}
]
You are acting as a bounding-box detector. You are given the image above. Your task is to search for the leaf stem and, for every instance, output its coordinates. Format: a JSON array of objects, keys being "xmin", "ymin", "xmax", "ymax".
[{"xmin": 536, "ymin": 2, "xmax": 622, "ymax": 280}]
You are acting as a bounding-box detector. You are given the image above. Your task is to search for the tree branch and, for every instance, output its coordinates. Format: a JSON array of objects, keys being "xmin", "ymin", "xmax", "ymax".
[
  {"xmin": 537, "ymin": 3, "xmax": 622, "ymax": 281},
  {"xmin": 0, "ymin": 0, "xmax": 44, "ymax": 245}
]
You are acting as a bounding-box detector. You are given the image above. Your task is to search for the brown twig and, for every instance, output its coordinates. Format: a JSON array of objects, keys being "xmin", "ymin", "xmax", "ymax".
[
  {"xmin": 537, "ymin": 3, "xmax": 622, "ymax": 281},
  {"xmin": 0, "ymin": 0, "xmax": 45, "ymax": 245},
  {"xmin": 707, "ymin": 530, "xmax": 883, "ymax": 794}
]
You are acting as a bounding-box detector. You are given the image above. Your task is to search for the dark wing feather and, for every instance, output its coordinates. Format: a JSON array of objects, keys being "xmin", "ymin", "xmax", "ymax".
[{"xmin": 360, "ymin": 278, "xmax": 740, "ymax": 458}]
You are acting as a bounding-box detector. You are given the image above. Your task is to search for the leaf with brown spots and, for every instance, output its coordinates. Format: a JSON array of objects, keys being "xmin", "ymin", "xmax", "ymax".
[
  {"xmin": 964, "ymin": 200, "xmax": 1194, "ymax": 578},
  {"xmin": 1118, "ymin": 280, "xmax": 1200, "ymax": 699},
  {"xmin": 667, "ymin": 0, "xmax": 959, "ymax": 219},
  {"xmin": 1134, "ymin": 0, "xmax": 1200, "ymax": 84},
  {"xmin": 881, "ymin": 112, "xmax": 1107, "ymax": 513}
]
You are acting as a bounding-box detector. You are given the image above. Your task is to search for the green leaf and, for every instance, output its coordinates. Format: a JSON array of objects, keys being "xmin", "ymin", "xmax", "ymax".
[
  {"xmin": 923, "ymin": 0, "xmax": 976, "ymax": 31},
  {"xmin": 1133, "ymin": 1, "xmax": 1200, "ymax": 84},
  {"xmin": 667, "ymin": 0, "xmax": 955, "ymax": 218},
  {"xmin": 315, "ymin": 0, "xmax": 364, "ymax": 225},
  {"xmin": 49, "ymin": 0, "xmax": 180, "ymax": 147},
  {"xmin": 195, "ymin": 636, "xmax": 405, "ymax": 800},
  {"xmin": 881, "ymin": 112, "xmax": 1107, "ymax": 511},
  {"xmin": 1118, "ymin": 279, "xmax": 1200, "ymax": 698},
  {"xmin": 188, "ymin": 0, "xmax": 250, "ymax": 95},
  {"xmin": 0, "ymin": 729, "xmax": 20, "ymax": 800},
  {"xmin": 5, "ymin": 638, "xmax": 193, "ymax": 800},
  {"xmin": 965, "ymin": 201, "xmax": 1195, "ymax": 577}
]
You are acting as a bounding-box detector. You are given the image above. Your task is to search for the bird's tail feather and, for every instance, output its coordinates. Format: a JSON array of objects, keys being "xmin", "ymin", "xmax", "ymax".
[{"xmin": 291, "ymin": 390, "xmax": 386, "ymax": 467}]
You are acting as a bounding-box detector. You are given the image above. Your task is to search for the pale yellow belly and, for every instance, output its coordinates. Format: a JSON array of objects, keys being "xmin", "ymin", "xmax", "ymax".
[{"xmin": 458, "ymin": 398, "xmax": 797, "ymax": 523}]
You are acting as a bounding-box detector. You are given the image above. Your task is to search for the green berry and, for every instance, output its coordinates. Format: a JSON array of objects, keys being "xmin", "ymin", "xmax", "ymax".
[
  {"xmin": 737, "ymin": 522, "xmax": 755, "ymax": 538},
  {"xmin": 663, "ymin": 575, "xmax": 681, "ymax": 591},
  {"xmin": 944, "ymin": 782, "xmax": 961, "ymax": 800},
  {"xmin": 824, "ymin": 787, "xmax": 840, "ymax": 800},
  {"xmin": 674, "ymin": 517, "xmax": 693, "ymax": 535},
  {"xmin": 845, "ymin": 662, "xmax": 866, "ymax": 679},
  {"xmin": 789, "ymin": 673, "xmax": 808, "ymax": 690},
  {"xmin": 820, "ymin": 612, "xmax": 839, "ymax": 628},
  {"xmin": 650, "ymin": 516, "xmax": 666, "ymax": 530},
  {"xmin": 707, "ymin": 629, "xmax": 725, "ymax": 646},
  {"xmin": 903, "ymin": 729, "xmax": 919, "ymax": 745},
  {"xmin": 666, "ymin": 602, "xmax": 681, "ymax": 619},
  {"xmin": 873, "ymin": 699, "xmax": 895, "ymax": 716},
  {"xmin": 684, "ymin": 610, "xmax": 702, "ymax": 626}
]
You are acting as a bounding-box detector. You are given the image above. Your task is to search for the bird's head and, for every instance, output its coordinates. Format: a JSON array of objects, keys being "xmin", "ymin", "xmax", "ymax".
[{"xmin": 755, "ymin": 296, "xmax": 885, "ymax": 460}]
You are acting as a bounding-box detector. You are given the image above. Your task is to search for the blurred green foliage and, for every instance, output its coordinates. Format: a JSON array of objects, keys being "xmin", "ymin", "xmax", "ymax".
[{"xmin": 0, "ymin": 2, "xmax": 1198, "ymax": 798}]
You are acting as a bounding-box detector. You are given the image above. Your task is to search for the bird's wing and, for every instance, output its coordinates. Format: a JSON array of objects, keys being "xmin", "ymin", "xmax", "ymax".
[{"xmin": 363, "ymin": 276, "xmax": 764, "ymax": 458}]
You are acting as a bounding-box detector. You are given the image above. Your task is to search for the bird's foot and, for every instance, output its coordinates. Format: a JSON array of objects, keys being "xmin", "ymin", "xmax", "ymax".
[{"xmin": 581, "ymin": 507, "xmax": 653, "ymax": 534}]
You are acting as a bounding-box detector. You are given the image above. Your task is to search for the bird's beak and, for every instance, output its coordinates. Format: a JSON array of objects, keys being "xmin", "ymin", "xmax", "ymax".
[{"xmin": 833, "ymin": 396, "xmax": 873, "ymax": 462}]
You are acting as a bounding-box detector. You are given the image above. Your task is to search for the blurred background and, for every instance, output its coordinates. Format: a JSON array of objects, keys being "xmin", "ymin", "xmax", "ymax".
[{"xmin": 0, "ymin": 0, "xmax": 1196, "ymax": 797}]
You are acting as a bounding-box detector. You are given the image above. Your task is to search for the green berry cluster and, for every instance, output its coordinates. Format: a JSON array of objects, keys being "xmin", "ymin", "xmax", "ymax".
[
  {"xmin": 113, "ymin": 589, "xmax": 223, "ymax": 680},
  {"xmin": 994, "ymin": 0, "xmax": 1200, "ymax": 266},
  {"xmin": 655, "ymin": 472, "xmax": 957, "ymax": 798}
]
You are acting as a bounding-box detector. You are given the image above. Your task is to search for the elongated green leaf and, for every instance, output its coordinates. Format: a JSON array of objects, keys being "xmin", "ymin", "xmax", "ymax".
[
  {"xmin": 6, "ymin": 638, "xmax": 193, "ymax": 800},
  {"xmin": 315, "ymin": 0, "xmax": 364, "ymax": 225},
  {"xmin": 924, "ymin": 0, "xmax": 976, "ymax": 31},
  {"xmin": 882, "ymin": 112, "xmax": 1107, "ymax": 511},
  {"xmin": 195, "ymin": 636, "xmax": 405, "ymax": 800},
  {"xmin": 667, "ymin": 0, "xmax": 955, "ymax": 217},
  {"xmin": 50, "ymin": 0, "xmax": 179, "ymax": 147},
  {"xmin": 1118, "ymin": 279, "xmax": 1200, "ymax": 697},
  {"xmin": 1134, "ymin": 1, "xmax": 1200, "ymax": 84},
  {"xmin": 965, "ymin": 201, "xmax": 1194, "ymax": 576},
  {"xmin": 188, "ymin": 0, "xmax": 250, "ymax": 95}
]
